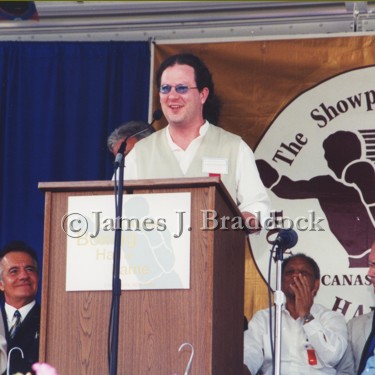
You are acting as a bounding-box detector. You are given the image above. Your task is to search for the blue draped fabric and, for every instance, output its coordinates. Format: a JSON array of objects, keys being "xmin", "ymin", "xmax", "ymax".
[{"xmin": 0, "ymin": 41, "xmax": 151, "ymax": 295}]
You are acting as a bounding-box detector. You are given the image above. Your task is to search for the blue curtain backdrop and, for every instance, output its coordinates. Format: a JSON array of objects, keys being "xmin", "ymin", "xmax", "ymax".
[{"xmin": 0, "ymin": 41, "xmax": 151, "ymax": 298}]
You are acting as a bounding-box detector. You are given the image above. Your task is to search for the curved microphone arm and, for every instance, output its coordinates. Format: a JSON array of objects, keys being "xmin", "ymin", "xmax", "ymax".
[
  {"xmin": 178, "ymin": 343, "xmax": 194, "ymax": 375},
  {"xmin": 7, "ymin": 347, "xmax": 24, "ymax": 375}
]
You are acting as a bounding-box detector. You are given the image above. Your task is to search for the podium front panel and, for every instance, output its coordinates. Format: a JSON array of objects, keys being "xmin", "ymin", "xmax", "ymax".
[{"xmin": 39, "ymin": 179, "xmax": 245, "ymax": 375}]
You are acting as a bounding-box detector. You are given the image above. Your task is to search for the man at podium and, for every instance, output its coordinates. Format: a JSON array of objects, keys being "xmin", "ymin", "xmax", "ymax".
[{"xmin": 121, "ymin": 53, "xmax": 270, "ymax": 231}]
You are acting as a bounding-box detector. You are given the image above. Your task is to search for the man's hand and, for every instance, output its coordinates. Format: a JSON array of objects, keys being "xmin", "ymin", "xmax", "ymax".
[
  {"xmin": 289, "ymin": 273, "xmax": 316, "ymax": 318},
  {"xmin": 242, "ymin": 211, "xmax": 261, "ymax": 234}
]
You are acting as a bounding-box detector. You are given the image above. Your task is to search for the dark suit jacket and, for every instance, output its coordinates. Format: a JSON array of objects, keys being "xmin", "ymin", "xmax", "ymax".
[
  {"xmin": 355, "ymin": 311, "xmax": 375, "ymax": 375},
  {"xmin": 1, "ymin": 303, "xmax": 40, "ymax": 374}
]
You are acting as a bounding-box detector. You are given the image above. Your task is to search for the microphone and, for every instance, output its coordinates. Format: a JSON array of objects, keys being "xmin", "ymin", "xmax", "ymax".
[
  {"xmin": 275, "ymin": 228, "xmax": 298, "ymax": 250},
  {"xmin": 150, "ymin": 108, "xmax": 163, "ymax": 123},
  {"xmin": 114, "ymin": 109, "xmax": 162, "ymax": 170}
]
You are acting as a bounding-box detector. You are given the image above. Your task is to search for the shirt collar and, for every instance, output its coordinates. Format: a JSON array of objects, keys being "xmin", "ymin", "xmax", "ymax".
[
  {"xmin": 166, "ymin": 121, "xmax": 210, "ymax": 150},
  {"xmin": 5, "ymin": 300, "xmax": 36, "ymax": 323}
]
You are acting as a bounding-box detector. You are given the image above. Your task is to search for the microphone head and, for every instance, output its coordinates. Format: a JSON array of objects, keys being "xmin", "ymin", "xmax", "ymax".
[
  {"xmin": 275, "ymin": 228, "xmax": 298, "ymax": 250},
  {"xmin": 152, "ymin": 109, "xmax": 163, "ymax": 121}
]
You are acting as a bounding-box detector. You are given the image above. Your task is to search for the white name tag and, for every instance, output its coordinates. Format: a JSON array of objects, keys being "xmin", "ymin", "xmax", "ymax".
[{"xmin": 202, "ymin": 157, "xmax": 228, "ymax": 175}]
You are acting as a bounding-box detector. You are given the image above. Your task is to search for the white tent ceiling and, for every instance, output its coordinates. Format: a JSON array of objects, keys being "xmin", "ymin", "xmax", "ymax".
[{"xmin": 1, "ymin": 1, "xmax": 375, "ymax": 41}]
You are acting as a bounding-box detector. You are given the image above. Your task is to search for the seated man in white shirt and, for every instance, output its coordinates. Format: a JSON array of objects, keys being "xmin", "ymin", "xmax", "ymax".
[{"xmin": 244, "ymin": 253, "xmax": 348, "ymax": 375}]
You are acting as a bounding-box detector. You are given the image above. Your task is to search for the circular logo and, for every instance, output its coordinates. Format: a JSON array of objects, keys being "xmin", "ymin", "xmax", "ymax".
[{"xmin": 251, "ymin": 66, "xmax": 375, "ymax": 319}]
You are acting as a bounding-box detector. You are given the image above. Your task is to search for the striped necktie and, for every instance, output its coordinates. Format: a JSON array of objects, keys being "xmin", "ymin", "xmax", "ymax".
[{"xmin": 9, "ymin": 310, "xmax": 21, "ymax": 339}]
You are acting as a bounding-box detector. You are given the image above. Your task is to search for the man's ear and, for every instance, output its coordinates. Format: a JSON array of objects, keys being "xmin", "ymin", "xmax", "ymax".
[
  {"xmin": 200, "ymin": 87, "xmax": 209, "ymax": 104},
  {"xmin": 0, "ymin": 281, "xmax": 4, "ymax": 292}
]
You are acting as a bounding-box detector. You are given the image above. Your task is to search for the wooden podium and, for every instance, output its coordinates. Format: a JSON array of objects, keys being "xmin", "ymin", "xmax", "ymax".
[{"xmin": 38, "ymin": 177, "xmax": 246, "ymax": 375}]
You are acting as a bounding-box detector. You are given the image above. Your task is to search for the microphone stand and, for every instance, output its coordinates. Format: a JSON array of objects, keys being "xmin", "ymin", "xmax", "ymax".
[
  {"xmin": 108, "ymin": 110, "xmax": 161, "ymax": 374},
  {"xmin": 273, "ymin": 242, "xmax": 285, "ymax": 375},
  {"xmin": 109, "ymin": 140, "xmax": 126, "ymax": 375}
]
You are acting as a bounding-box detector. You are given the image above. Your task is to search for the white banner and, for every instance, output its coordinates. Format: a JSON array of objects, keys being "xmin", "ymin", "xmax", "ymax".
[{"xmin": 64, "ymin": 193, "xmax": 191, "ymax": 291}]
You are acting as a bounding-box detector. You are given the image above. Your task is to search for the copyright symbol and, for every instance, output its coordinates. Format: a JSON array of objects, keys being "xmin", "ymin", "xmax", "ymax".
[{"xmin": 61, "ymin": 213, "xmax": 88, "ymax": 238}]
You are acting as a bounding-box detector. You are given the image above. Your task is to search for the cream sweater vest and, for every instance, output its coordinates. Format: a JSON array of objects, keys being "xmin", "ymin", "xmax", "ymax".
[{"xmin": 134, "ymin": 124, "xmax": 241, "ymax": 201}]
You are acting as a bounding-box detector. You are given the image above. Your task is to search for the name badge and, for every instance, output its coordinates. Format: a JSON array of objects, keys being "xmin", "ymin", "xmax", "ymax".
[
  {"xmin": 202, "ymin": 157, "xmax": 228, "ymax": 176},
  {"xmin": 307, "ymin": 349, "xmax": 317, "ymax": 366}
]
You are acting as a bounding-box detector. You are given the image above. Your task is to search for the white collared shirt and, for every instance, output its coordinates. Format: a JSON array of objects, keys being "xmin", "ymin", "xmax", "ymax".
[
  {"xmin": 244, "ymin": 304, "xmax": 348, "ymax": 375},
  {"xmin": 165, "ymin": 122, "xmax": 209, "ymax": 174},
  {"xmin": 5, "ymin": 300, "xmax": 36, "ymax": 327}
]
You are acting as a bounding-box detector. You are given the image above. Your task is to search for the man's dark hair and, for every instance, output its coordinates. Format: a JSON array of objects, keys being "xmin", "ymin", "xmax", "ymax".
[
  {"xmin": 107, "ymin": 120, "xmax": 155, "ymax": 153},
  {"xmin": 0, "ymin": 240, "xmax": 39, "ymax": 276},
  {"xmin": 155, "ymin": 53, "xmax": 222, "ymax": 125},
  {"xmin": 282, "ymin": 253, "xmax": 320, "ymax": 280}
]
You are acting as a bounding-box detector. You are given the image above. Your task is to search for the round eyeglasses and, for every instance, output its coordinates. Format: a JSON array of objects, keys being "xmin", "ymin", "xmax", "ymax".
[{"xmin": 159, "ymin": 84, "xmax": 198, "ymax": 94}]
